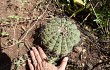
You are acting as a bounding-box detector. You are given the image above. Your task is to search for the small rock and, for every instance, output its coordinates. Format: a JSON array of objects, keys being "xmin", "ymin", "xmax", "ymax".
[
  {"xmin": 75, "ymin": 46, "xmax": 83, "ymax": 53},
  {"xmin": 82, "ymin": 49, "xmax": 86, "ymax": 53}
]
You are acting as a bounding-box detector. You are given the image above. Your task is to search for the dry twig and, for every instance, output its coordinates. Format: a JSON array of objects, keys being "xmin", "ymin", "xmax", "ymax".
[{"xmin": 8, "ymin": 1, "xmax": 51, "ymax": 48}]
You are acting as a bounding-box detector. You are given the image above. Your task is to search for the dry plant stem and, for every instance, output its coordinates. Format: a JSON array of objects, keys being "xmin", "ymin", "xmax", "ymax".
[
  {"xmin": 13, "ymin": 22, "xmax": 17, "ymax": 45},
  {"xmin": 89, "ymin": 0, "xmax": 105, "ymax": 34},
  {"xmin": 8, "ymin": 1, "xmax": 51, "ymax": 48},
  {"xmin": 81, "ymin": 2, "xmax": 100, "ymax": 24},
  {"xmin": 24, "ymin": 39, "xmax": 31, "ymax": 51},
  {"xmin": 36, "ymin": 0, "xmax": 44, "ymax": 5},
  {"xmin": 13, "ymin": 26, "xmax": 16, "ymax": 45},
  {"xmin": 81, "ymin": 13, "xmax": 90, "ymax": 24},
  {"xmin": 106, "ymin": 19, "xmax": 110, "ymax": 35}
]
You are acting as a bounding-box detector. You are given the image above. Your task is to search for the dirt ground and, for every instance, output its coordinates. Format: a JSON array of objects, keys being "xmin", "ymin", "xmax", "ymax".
[{"xmin": 0, "ymin": 0, "xmax": 110, "ymax": 70}]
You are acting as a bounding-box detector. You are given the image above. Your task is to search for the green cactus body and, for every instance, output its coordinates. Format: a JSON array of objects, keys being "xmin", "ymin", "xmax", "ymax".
[{"xmin": 41, "ymin": 17, "xmax": 80, "ymax": 63}]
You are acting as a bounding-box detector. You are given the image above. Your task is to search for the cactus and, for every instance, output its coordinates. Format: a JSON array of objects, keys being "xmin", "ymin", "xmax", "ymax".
[{"xmin": 41, "ymin": 17, "xmax": 80, "ymax": 57}]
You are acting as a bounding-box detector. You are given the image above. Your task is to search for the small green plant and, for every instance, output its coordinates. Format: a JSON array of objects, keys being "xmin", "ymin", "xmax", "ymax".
[
  {"xmin": 14, "ymin": 56, "xmax": 25, "ymax": 70},
  {"xmin": 16, "ymin": 0, "xmax": 27, "ymax": 3},
  {"xmin": 91, "ymin": 0, "xmax": 110, "ymax": 38},
  {"xmin": 17, "ymin": 42, "xmax": 25, "ymax": 48},
  {"xmin": 0, "ymin": 18, "xmax": 4, "ymax": 23},
  {"xmin": 0, "ymin": 31, "xmax": 9, "ymax": 37},
  {"xmin": 8, "ymin": 15, "xmax": 21, "ymax": 20},
  {"xmin": 40, "ymin": 17, "xmax": 81, "ymax": 63},
  {"xmin": 55, "ymin": 0, "xmax": 89, "ymax": 17}
]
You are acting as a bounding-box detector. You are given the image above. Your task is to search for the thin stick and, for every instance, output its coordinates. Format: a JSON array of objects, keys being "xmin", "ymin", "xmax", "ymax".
[
  {"xmin": 81, "ymin": 2, "xmax": 100, "ymax": 24},
  {"xmin": 13, "ymin": 22, "xmax": 18, "ymax": 45},
  {"xmin": 8, "ymin": 1, "xmax": 51, "ymax": 48}
]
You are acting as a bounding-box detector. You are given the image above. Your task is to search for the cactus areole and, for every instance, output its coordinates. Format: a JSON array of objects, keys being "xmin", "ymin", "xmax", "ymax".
[{"xmin": 41, "ymin": 17, "xmax": 80, "ymax": 56}]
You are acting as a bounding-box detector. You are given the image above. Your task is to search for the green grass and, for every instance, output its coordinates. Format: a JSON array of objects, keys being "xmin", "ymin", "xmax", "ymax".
[
  {"xmin": 55, "ymin": 0, "xmax": 110, "ymax": 39},
  {"xmin": 91, "ymin": 0, "xmax": 110, "ymax": 38}
]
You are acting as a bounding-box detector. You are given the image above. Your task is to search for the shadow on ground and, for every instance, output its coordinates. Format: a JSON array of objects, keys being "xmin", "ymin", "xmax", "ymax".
[{"xmin": 0, "ymin": 46, "xmax": 11, "ymax": 70}]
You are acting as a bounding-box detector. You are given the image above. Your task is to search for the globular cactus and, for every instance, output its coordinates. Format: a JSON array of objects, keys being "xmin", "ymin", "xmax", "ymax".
[{"xmin": 41, "ymin": 17, "xmax": 80, "ymax": 57}]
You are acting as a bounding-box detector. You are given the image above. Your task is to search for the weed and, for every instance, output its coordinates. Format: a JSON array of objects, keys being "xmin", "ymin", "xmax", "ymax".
[
  {"xmin": 14, "ymin": 56, "xmax": 25, "ymax": 70},
  {"xmin": 17, "ymin": 42, "xmax": 25, "ymax": 48},
  {"xmin": 57, "ymin": 0, "xmax": 110, "ymax": 38},
  {"xmin": 0, "ymin": 18, "xmax": 4, "ymax": 23},
  {"xmin": 16, "ymin": 0, "xmax": 28, "ymax": 7},
  {"xmin": 55, "ymin": 0, "xmax": 90, "ymax": 17},
  {"xmin": 91, "ymin": 0, "xmax": 110, "ymax": 38},
  {"xmin": 8, "ymin": 15, "xmax": 21, "ymax": 21},
  {"xmin": 0, "ymin": 31, "xmax": 9, "ymax": 37},
  {"xmin": 16, "ymin": 0, "xmax": 28, "ymax": 3}
]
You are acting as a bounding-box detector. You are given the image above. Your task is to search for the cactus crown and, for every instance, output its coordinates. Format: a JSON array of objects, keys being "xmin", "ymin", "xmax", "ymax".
[{"xmin": 41, "ymin": 17, "xmax": 80, "ymax": 56}]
